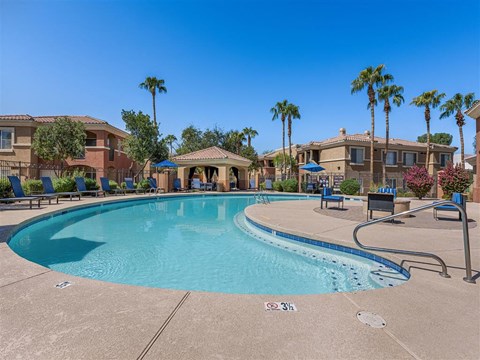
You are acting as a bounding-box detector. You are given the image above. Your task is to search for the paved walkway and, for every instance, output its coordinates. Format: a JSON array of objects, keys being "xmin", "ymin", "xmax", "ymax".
[{"xmin": 0, "ymin": 194, "xmax": 479, "ymax": 359}]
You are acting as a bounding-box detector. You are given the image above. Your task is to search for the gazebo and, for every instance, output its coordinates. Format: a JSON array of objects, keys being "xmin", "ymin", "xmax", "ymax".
[{"xmin": 173, "ymin": 146, "xmax": 252, "ymax": 191}]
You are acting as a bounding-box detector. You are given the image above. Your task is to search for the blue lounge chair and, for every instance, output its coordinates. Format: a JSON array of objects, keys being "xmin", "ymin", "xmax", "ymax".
[
  {"xmin": 249, "ymin": 178, "xmax": 257, "ymax": 190},
  {"xmin": 173, "ymin": 178, "xmax": 187, "ymax": 192},
  {"xmin": 147, "ymin": 177, "xmax": 165, "ymax": 194},
  {"xmin": 306, "ymin": 183, "xmax": 316, "ymax": 193},
  {"xmin": 75, "ymin": 177, "xmax": 104, "ymax": 197},
  {"xmin": 100, "ymin": 177, "xmax": 125, "ymax": 196},
  {"xmin": 41, "ymin": 177, "xmax": 80, "ymax": 201},
  {"xmin": 124, "ymin": 178, "xmax": 145, "ymax": 194},
  {"xmin": 434, "ymin": 192, "xmax": 465, "ymax": 220},
  {"xmin": 321, "ymin": 187, "xmax": 344, "ymax": 209},
  {"xmin": 265, "ymin": 179, "xmax": 273, "ymax": 191},
  {"xmin": 0, "ymin": 176, "xmax": 42, "ymax": 209},
  {"xmin": 191, "ymin": 178, "xmax": 202, "ymax": 191},
  {"xmin": 378, "ymin": 187, "xmax": 397, "ymax": 198},
  {"xmin": 8, "ymin": 175, "xmax": 58, "ymax": 204}
]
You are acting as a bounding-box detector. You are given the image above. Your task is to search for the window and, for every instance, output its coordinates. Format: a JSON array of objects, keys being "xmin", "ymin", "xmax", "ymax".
[
  {"xmin": 403, "ymin": 152, "xmax": 417, "ymax": 166},
  {"xmin": 440, "ymin": 153, "xmax": 451, "ymax": 167},
  {"xmin": 385, "ymin": 178, "xmax": 397, "ymax": 189},
  {"xmin": 350, "ymin": 147, "xmax": 364, "ymax": 164},
  {"xmin": 384, "ymin": 151, "xmax": 397, "ymax": 166},
  {"xmin": 0, "ymin": 128, "xmax": 13, "ymax": 150},
  {"xmin": 85, "ymin": 138, "xmax": 97, "ymax": 146}
]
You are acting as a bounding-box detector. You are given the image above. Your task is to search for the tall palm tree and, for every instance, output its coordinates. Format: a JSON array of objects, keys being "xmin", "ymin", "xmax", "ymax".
[
  {"xmin": 230, "ymin": 131, "xmax": 246, "ymax": 154},
  {"xmin": 377, "ymin": 84, "xmax": 404, "ymax": 185},
  {"xmin": 410, "ymin": 90, "xmax": 445, "ymax": 171},
  {"xmin": 351, "ymin": 65, "xmax": 393, "ymax": 185},
  {"xmin": 270, "ymin": 100, "xmax": 289, "ymax": 178},
  {"xmin": 139, "ymin": 76, "xmax": 167, "ymax": 133},
  {"xmin": 242, "ymin": 127, "xmax": 258, "ymax": 147},
  {"xmin": 440, "ymin": 93, "xmax": 476, "ymax": 168},
  {"xmin": 164, "ymin": 134, "xmax": 177, "ymax": 157},
  {"xmin": 285, "ymin": 103, "xmax": 301, "ymax": 177}
]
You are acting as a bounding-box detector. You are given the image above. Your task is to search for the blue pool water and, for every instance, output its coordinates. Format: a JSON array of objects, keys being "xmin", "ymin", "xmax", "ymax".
[{"xmin": 8, "ymin": 195, "xmax": 408, "ymax": 294}]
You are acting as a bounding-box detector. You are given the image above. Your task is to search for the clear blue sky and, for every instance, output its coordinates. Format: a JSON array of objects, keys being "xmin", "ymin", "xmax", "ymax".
[{"xmin": 1, "ymin": 0, "xmax": 479, "ymax": 154}]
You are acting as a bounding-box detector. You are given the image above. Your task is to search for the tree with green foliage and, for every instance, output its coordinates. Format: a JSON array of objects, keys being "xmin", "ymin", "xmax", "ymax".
[
  {"xmin": 32, "ymin": 116, "xmax": 86, "ymax": 176},
  {"xmin": 377, "ymin": 84, "xmax": 404, "ymax": 185},
  {"xmin": 417, "ymin": 132, "xmax": 453, "ymax": 146},
  {"xmin": 285, "ymin": 103, "xmax": 301, "ymax": 177},
  {"xmin": 351, "ymin": 65, "xmax": 393, "ymax": 185},
  {"xmin": 242, "ymin": 127, "xmax": 258, "ymax": 147},
  {"xmin": 176, "ymin": 125, "xmax": 204, "ymax": 154},
  {"xmin": 270, "ymin": 100, "xmax": 289, "ymax": 178},
  {"xmin": 122, "ymin": 110, "xmax": 166, "ymax": 177},
  {"xmin": 226, "ymin": 130, "xmax": 246, "ymax": 154},
  {"xmin": 164, "ymin": 134, "xmax": 177, "ymax": 157},
  {"xmin": 410, "ymin": 90, "xmax": 446, "ymax": 171},
  {"xmin": 440, "ymin": 92, "xmax": 476, "ymax": 168},
  {"xmin": 139, "ymin": 76, "xmax": 167, "ymax": 133},
  {"xmin": 240, "ymin": 145, "xmax": 259, "ymax": 172}
]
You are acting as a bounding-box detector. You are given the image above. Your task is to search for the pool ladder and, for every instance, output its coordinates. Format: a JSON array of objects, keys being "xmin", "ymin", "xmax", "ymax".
[
  {"xmin": 352, "ymin": 200, "xmax": 476, "ymax": 284},
  {"xmin": 255, "ymin": 191, "xmax": 270, "ymax": 205}
]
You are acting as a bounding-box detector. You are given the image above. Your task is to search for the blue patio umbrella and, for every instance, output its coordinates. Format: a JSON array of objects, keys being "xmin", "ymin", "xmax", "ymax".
[
  {"xmin": 152, "ymin": 160, "xmax": 178, "ymax": 168},
  {"xmin": 300, "ymin": 162, "xmax": 325, "ymax": 172}
]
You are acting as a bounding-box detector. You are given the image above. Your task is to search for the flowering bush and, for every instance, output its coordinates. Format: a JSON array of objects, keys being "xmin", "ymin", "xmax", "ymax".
[
  {"xmin": 403, "ymin": 165, "xmax": 434, "ymax": 199},
  {"xmin": 438, "ymin": 162, "xmax": 472, "ymax": 198}
]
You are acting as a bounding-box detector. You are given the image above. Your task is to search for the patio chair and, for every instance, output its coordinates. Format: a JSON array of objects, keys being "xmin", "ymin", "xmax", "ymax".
[
  {"xmin": 433, "ymin": 192, "xmax": 466, "ymax": 221},
  {"xmin": 321, "ymin": 187, "xmax": 344, "ymax": 209},
  {"xmin": 147, "ymin": 177, "xmax": 165, "ymax": 194},
  {"xmin": 378, "ymin": 187, "xmax": 397, "ymax": 199},
  {"xmin": 8, "ymin": 175, "xmax": 58, "ymax": 205},
  {"xmin": 173, "ymin": 178, "xmax": 188, "ymax": 192},
  {"xmin": 191, "ymin": 178, "xmax": 202, "ymax": 191},
  {"xmin": 306, "ymin": 183, "xmax": 315, "ymax": 193},
  {"xmin": 249, "ymin": 178, "xmax": 257, "ymax": 190},
  {"xmin": 100, "ymin": 177, "xmax": 125, "ymax": 196},
  {"xmin": 0, "ymin": 176, "xmax": 42, "ymax": 209},
  {"xmin": 41, "ymin": 177, "xmax": 81, "ymax": 201},
  {"xmin": 265, "ymin": 179, "xmax": 273, "ymax": 191},
  {"xmin": 124, "ymin": 178, "xmax": 146, "ymax": 194},
  {"xmin": 75, "ymin": 177, "xmax": 105, "ymax": 197}
]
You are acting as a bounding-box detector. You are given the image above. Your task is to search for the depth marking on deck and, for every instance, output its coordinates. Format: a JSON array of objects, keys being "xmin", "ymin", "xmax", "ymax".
[{"xmin": 264, "ymin": 302, "xmax": 297, "ymax": 311}]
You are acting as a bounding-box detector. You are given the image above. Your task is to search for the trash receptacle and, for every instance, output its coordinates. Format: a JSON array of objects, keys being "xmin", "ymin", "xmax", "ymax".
[{"xmin": 216, "ymin": 183, "xmax": 224, "ymax": 192}]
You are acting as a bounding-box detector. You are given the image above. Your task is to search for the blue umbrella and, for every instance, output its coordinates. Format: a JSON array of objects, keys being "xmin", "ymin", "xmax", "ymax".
[
  {"xmin": 300, "ymin": 162, "xmax": 325, "ymax": 172},
  {"xmin": 152, "ymin": 160, "xmax": 178, "ymax": 168}
]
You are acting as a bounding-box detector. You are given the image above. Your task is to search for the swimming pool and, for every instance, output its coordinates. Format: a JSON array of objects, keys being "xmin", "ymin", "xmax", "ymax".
[{"xmin": 8, "ymin": 195, "xmax": 408, "ymax": 294}]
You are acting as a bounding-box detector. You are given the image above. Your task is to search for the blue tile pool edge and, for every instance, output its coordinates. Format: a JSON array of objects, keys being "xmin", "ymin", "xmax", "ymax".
[{"xmin": 245, "ymin": 216, "xmax": 411, "ymax": 279}]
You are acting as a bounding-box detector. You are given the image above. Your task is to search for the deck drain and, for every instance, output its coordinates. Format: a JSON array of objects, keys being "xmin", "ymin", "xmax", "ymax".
[
  {"xmin": 55, "ymin": 281, "xmax": 72, "ymax": 289},
  {"xmin": 356, "ymin": 311, "xmax": 386, "ymax": 328}
]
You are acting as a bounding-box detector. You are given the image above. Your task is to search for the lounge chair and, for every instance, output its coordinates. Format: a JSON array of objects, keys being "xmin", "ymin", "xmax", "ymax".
[
  {"xmin": 191, "ymin": 178, "xmax": 202, "ymax": 191},
  {"xmin": 249, "ymin": 178, "xmax": 257, "ymax": 190},
  {"xmin": 100, "ymin": 177, "xmax": 125, "ymax": 196},
  {"xmin": 321, "ymin": 187, "xmax": 344, "ymax": 209},
  {"xmin": 265, "ymin": 179, "xmax": 273, "ymax": 191},
  {"xmin": 75, "ymin": 177, "xmax": 104, "ymax": 197},
  {"xmin": 434, "ymin": 192, "xmax": 466, "ymax": 221},
  {"xmin": 41, "ymin": 177, "xmax": 81, "ymax": 201},
  {"xmin": 378, "ymin": 187, "xmax": 397, "ymax": 198},
  {"xmin": 8, "ymin": 175, "xmax": 58, "ymax": 205},
  {"xmin": 173, "ymin": 178, "xmax": 187, "ymax": 192},
  {"xmin": 124, "ymin": 178, "xmax": 146, "ymax": 194},
  {"xmin": 0, "ymin": 176, "xmax": 41, "ymax": 209},
  {"xmin": 147, "ymin": 177, "xmax": 165, "ymax": 194}
]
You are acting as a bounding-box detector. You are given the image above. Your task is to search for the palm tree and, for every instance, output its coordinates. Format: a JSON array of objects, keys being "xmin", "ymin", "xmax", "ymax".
[
  {"xmin": 351, "ymin": 65, "xmax": 393, "ymax": 185},
  {"xmin": 242, "ymin": 127, "xmax": 258, "ymax": 147},
  {"xmin": 228, "ymin": 131, "xmax": 246, "ymax": 154},
  {"xmin": 270, "ymin": 100, "xmax": 289, "ymax": 178},
  {"xmin": 164, "ymin": 134, "xmax": 177, "ymax": 157},
  {"xmin": 139, "ymin": 76, "xmax": 167, "ymax": 133},
  {"xmin": 377, "ymin": 84, "xmax": 404, "ymax": 185},
  {"xmin": 284, "ymin": 103, "xmax": 301, "ymax": 177},
  {"xmin": 410, "ymin": 90, "xmax": 445, "ymax": 171},
  {"xmin": 440, "ymin": 93, "xmax": 476, "ymax": 168}
]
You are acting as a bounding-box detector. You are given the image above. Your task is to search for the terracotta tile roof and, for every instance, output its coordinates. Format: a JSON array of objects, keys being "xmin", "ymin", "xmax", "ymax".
[
  {"xmin": 173, "ymin": 146, "xmax": 250, "ymax": 162},
  {"xmin": 303, "ymin": 133, "xmax": 455, "ymax": 149},
  {"xmin": 0, "ymin": 114, "xmax": 35, "ymax": 121},
  {"xmin": 33, "ymin": 115, "xmax": 107, "ymax": 124}
]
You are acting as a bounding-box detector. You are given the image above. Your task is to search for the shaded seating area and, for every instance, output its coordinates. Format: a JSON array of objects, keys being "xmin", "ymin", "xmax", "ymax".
[
  {"xmin": 434, "ymin": 192, "xmax": 466, "ymax": 221},
  {"xmin": 124, "ymin": 178, "xmax": 145, "ymax": 194},
  {"xmin": 41, "ymin": 177, "xmax": 81, "ymax": 201},
  {"xmin": 75, "ymin": 177, "xmax": 105, "ymax": 197},
  {"xmin": 9, "ymin": 175, "xmax": 59, "ymax": 205},
  {"xmin": 100, "ymin": 177, "xmax": 125, "ymax": 196},
  {"xmin": 321, "ymin": 187, "xmax": 344, "ymax": 209}
]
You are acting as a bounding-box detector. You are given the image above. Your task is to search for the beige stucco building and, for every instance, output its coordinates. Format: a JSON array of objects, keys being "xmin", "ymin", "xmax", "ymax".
[{"xmin": 465, "ymin": 101, "xmax": 480, "ymax": 203}]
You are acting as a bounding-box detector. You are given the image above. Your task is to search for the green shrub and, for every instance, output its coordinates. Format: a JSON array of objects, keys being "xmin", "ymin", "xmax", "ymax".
[
  {"xmin": 0, "ymin": 178, "xmax": 12, "ymax": 198},
  {"xmin": 109, "ymin": 180, "xmax": 118, "ymax": 189},
  {"xmin": 396, "ymin": 188, "xmax": 414, "ymax": 198},
  {"xmin": 340, "ymin": 179, "xmax": 360, "ymax": 195},
  {"xmin": 259, "ymin": 182, "xmax": 266, "ymax": 190},
  {"xmin": 272, "ymin": 181, "xmax": 283, "ymax": 192},
  {"xmin": 137, "ymin": 179, "xmax": 150, "ymax": 189},
  {"xmin": 120, "ymin": 181, "xmax": 127, "ymax": 189},
  {"xmin": 22, "ymin": 179, "xmax": 43, "ymax": 195},
  {"xmin": 282, "ymin": 179, "xmax": 298, "ymax": 192},
  {"xmin": 53, "ymin": 177, "xmax": 76, "ymax": 192},
  {"xmin": 85, "ymin": 178, "xmax": 99, "ymax": 190}
]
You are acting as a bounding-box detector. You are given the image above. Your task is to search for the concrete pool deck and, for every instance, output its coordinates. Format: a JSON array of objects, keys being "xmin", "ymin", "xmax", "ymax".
[{"xmin": 0, "ymin": 193, "xmax": 479, "ymax": 359}]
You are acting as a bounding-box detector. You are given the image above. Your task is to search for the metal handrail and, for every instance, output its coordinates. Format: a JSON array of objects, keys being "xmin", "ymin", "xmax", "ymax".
[
  {"xmin": 352, "ymin": 200, "xmax": 475, "ymax": 284},
  {"xmin": 254, "ymin": 191, "xmax": 270, "ymax": 204}
]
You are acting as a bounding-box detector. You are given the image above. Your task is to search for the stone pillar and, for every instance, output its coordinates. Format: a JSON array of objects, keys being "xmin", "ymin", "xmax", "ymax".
[{"xmin": 218, "ymin": 166, "xmax": 229, "ymax": 191}]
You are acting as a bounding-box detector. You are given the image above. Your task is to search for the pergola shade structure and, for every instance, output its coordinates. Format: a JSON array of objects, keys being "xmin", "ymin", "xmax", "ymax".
[{"xmin": 173, "ymin": 146, "xmax": 252, "ymax": 191}]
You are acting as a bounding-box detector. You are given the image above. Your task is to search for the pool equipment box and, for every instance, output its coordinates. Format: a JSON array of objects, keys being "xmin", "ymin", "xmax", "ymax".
[{"xmin": 264, "ymin": 302, "xmax": 297, "ymax": 311}]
